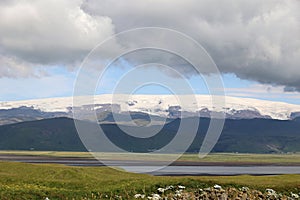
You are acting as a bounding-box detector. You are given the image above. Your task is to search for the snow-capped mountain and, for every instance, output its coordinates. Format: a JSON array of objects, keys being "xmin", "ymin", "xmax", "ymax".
[{"xmin": 0, "ymin": 94, "xmax": 300, "ymax": 125}]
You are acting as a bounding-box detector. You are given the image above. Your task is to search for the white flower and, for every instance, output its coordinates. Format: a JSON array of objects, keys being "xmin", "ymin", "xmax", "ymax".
[
  {"xmin": 134, "ymin": 194, "xmax": 145, "ymax": 199},
  {"xmin": 175, "ymin": 193, "xmax": 182, "ymax": 197},
  {"xmin": 175, "ymin": 189, "xmax": 183, "ymax": 197},
  {"xmin": 241, "ymin": 187, "xmax": 249, "ymax": 192},
  {"xmin": 157, "ymin": 188, "xmax": 165, "ymax": 193},
  {"xmin": 178, "ymin": 185, "xmax": 185, "ymax": 189},
  {"xmin": 291, "ymin": 192, "xmax": 299, "ymax": 199},
  {"xmin": 266, "ymin": 189, "xmax": 276, "ymax": 195},
  {"xmin": 147, "ymin": 194, "xmax": 161, "ymax": 200},
  {"xmin": 151, "ymin": 194, "xmax": 161, "ymax": 200},
  {"xmin": 214, "ymin": 184, "xmax": 222, "ymax": 190},
  {"xmin": 165, "ymin": 185, "xmax": 174, "ymax": 190}
]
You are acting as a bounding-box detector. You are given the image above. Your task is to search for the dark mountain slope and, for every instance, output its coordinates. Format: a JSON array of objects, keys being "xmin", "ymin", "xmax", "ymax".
[
  {"xmin": 0, "ymin": 117, "xmax": 299, "ymax": 153},
  {"xmin": 0, "ymin": 118, "xmax": 86, "ymax": 151}
]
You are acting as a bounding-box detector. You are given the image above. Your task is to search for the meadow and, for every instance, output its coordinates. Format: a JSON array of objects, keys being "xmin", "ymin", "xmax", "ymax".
[
  {"xmin": 1, "ymin": 151, "xmax": 300, "ymax": 165},
  {"xmin": 0, "ymin": 161, "xmax": 299, "ymax": 199}
]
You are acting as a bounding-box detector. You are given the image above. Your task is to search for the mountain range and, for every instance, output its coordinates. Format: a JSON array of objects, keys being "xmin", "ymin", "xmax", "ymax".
[
  {"xmin": 0, "ymin": 95, "xmax": 299, "ymax": 153},
  {"xmin": 1, "ymin": 95, "xmax": 300, "ymax": 125}
]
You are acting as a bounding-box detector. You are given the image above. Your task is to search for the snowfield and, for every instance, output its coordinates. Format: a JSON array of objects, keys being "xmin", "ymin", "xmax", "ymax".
[{"xmin": 0, "ymin": 94, "xmax": 300, "ymax": 120}]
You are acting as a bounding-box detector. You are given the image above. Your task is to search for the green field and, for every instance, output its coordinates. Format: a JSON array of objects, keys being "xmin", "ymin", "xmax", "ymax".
[
  {"xmin": 1, "ymin": 151, "xmax": 300, "ymax": 165},
  {"xmin": 0, "ymin": 161, "xmax": 299, "ymax": 199}
]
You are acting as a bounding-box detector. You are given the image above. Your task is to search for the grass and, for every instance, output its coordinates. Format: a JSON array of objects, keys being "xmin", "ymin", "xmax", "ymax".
[
  {"xmin": 180, "ymin": 153, "xmax": 300, "ymax": 164},
  {"xmin": 0, "ymin": 161, "xmax": 299, "ymax": 199},
  {"xmin": 1, "ymin": 151, "xmax": 300, "ymax": 164},
  {"xmin": 0, "ymin": 150, "xmax": 93, "ymax": 158}
]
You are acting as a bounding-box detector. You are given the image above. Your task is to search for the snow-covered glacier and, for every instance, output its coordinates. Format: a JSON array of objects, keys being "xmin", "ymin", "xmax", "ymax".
[{"xmin": 1, "ymin": 94, "xmax": 300, "ymax": 121}]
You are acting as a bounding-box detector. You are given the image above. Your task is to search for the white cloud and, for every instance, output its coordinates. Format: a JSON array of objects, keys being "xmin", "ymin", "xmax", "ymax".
[
  {"xmin": 0, "ymin": 0, "xmax": 115, "ymax": 77},
  {"xmin": 224, "ymin": 84, "xmax": 300, "ymax": 102},
  {"xmin": 0, "ymin": 55, "xmax": 47, "ymax": 78}
]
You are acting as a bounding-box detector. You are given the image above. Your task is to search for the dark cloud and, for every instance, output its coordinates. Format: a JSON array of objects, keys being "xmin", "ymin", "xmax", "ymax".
[
  {"xmin": 284, "ymin": 86, "xmax": 298, "ymax": 92},
  {"xmin": 83, "ymin": 0, "xmax": 300, "ymax": 91}
]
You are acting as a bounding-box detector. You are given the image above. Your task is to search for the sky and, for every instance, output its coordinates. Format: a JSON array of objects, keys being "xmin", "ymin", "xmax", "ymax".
[{"xmin": 0, "ymin": 0, "xmax": 299, "ymax": 104}]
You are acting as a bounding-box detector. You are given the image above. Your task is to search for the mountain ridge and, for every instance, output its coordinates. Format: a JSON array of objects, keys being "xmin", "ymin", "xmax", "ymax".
[{"xmin": 0, "ymin": 95, "xmax": 300, "ymax": 126}]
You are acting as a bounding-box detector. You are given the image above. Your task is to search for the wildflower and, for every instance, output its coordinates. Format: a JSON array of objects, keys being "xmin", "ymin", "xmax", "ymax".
[
  {"xmin": 214, "ymin": 184, "xmax": 222, "ymax": 190},
  {"xmin": 157, "ymin": 188, "xmax": 165, "ymax": 193},
  {"xmin": 266, "ymin": 189, "xmax": 276, "ymax": 195},
  {"xmin": 241, "ymin": 187, "xmax": 249, "ymax": 192},
  {"xmin": 134, "ymin": 194, "xmax": 145, "ymax": 199},
  {"xmin": 151, "ymin": 194, "xmax": 161, "ymax": 200},
  {"xmin": 165, "ymin": 185, "xmax": 174, "ymax": 190},
  {"xmin": 291, "ymin": 192, "xmax": 299, "ymax": 199},
  {"xmin": 266, "ymin": 189, "xmax": 278, "ymax": 198},
  {"xmin": 175, "ymin": 190, "xmax": 182, "ymax": 197}
]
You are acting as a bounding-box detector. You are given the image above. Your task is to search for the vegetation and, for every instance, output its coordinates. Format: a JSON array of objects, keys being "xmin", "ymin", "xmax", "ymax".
[
  {"xmin": 1, "ymin": 151, "xmax": 300, "ymax": 165},
  {"xmin": 1, "ymin": 117, "xmax": 300, "ymax": 153},
  {"xmin": 0, "ymin": 161, "xmax": 299, "ymax": 199}
]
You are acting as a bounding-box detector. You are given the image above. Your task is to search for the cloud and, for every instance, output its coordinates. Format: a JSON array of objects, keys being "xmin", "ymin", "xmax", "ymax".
[
  {"xmin": 0, "ymin": 54, "xmax": 54, "ymax": 78},
  {"xmin": 1, "ymin": 0, "xmax": 300, "ymax": 92},
  {"xmin": 224, "ymin": 83, "xmax": 300, "ymax": 103},
  {"xmin": 284, "ymin": 86, "xmax": 298, "ymax": 92},
  {"xmin": 0, "ymin": 0, "xmax": 115, "ymax": 77},
  {"xmin": 83, "ymin": 0, "xmax": 300, "ymax": 91}
]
